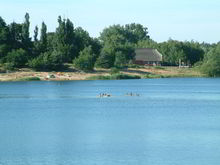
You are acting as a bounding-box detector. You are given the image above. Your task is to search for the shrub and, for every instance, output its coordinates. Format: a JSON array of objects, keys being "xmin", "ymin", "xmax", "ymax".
[
  {"xmin": 74, "ymin": 46, "xmax": 95, "ymax": 71},
  {"xmin": 87, "ymin": 75, "xmax": 111, "ymax": 80},
  {"xmin": 201, "ymin": 59, "xmax": 220, "ymax": 77},
  {"xmin": 110, "ymin": 67, "xmax": 120, "ymax": 75},
  {"xmin": 28, "ymin": 51, "xmax": 63, "ymax": 71},
  {"xmin": 153, "ymin": 66, "xmax": 165, "ymax": 70},
  {"xmin": 6, "ymin": 48, "xmax": 28, "ymax": 68},
  {"xmin": 95, "ymin": 50, "xmax": 115, "ymax": 68},
  {"xmin": 18, "ymin": 77, "xmax": 41, "ymax": 81},
  {"xmin": 114, "ymin": 51, "xmax": 127, "ymax": 68},
  {"xmin": 142, "ymin": 73, "xmax": 164, "ymax": 78},
  {"xmin": 127, "ymin": 64, "xmax": 145, "ymax": 68},
  {"xmin": 201, "ymin": 45, "xmax": 220, "ymax": 77},
  {"xmin": 3, "ymin": 63, "xmax": 15, "ymax": 71}
]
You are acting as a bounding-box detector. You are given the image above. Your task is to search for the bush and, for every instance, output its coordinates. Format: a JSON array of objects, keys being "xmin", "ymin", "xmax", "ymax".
[
  {"xmin": 127, "ymin": 64, "xmax": 145, "ymax": 68},
  {"xmin": 3, "ymin": 63, "xmax": 15, "ymax": 71},
  {"xmin": 114, "ymin": 51, "xmax": 127, "ymax": 68},
  {"xmin": 28, "ymin": 51, "xmax": 63, "ymax": 71},
  {"xmin": 6, "ymin": 48, "xmax": 28, "ymax": 68},
  {"xmin": 142, "ymin": 73, "xmax": 164, "ymax": 78},
  {"xmin": 201, "ymin": 45, "xmax": 220, "ymax": 77},
  {"xmin": 153, "ymin": 66, "xmax": 165, "ymax": 70},
  {"xmin": 18, "ymin": 77, "xmax": 41, "ymax": 81},
  {"xmin": 74, "ymin": 46, "xmax": 96, "ymax": 72},
  {"xmin": 87, "ymin": 75, "xmax": 111, "ymax": 80},
  {"xmin": 110, "ymin": 67, "xmax": 120, "ymax": 75},
  {"xmin": 95, "ymin": 50, "xmax": 115, "ymax": 68},
  {"xmin": 201, "ymin": 59, "xmax": 220, "ymax": 77}
]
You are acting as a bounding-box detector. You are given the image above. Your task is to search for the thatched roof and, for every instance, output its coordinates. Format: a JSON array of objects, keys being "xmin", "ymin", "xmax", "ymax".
[{"xmin": 135, "ymin": 48, "xmax": 162, "ymax": 62}]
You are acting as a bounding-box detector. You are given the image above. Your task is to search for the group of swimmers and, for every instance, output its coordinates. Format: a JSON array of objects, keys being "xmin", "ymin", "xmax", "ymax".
[
  {"xmin": 99, "ymin": 93, "xmax": 111, "ymax": 97},
  {"xmin": 98, "ymin": 92, "xmax": 140, "ymax": 97}
]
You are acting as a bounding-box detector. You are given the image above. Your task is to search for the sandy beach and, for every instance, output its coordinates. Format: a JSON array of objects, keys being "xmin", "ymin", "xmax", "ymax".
[{"xmin": 0, "ymin": 67, "xmax": 204, "ymax": 82}]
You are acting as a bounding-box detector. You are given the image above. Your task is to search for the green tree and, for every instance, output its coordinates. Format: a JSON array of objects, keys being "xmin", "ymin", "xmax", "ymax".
[
  {"xmin": 136, "ymin": 39, "xmax": 157, "ymax": 49},
  {"xmin": 54, "ymin": 16, "xmax": 76, "ymax": 62},
  {"xmin": 158, "ymin": 40, "xmax": 204, "ymax": 66},
  {"xmin": 74, "ymin": 46, "xmax": 96, "ymax": 71},
  {"xmin": 21, "ymin": 13, "xmax": 31, "ymax": 48},
  {"xmin": 100, "ymin": 23, "xmax": 149, "ymax": 46},
  {"xmin": 98, "ymin": 24, "xmax": 141, "ymax": 68},
  {"xmin": 201, "ymin": 44, "xmax": 220, "ymax": 77},
  {"xmin": 158, "ymin": 40, "xmax": 185, "ymax": 65},
  {"xmin": 0, "ymin": 17, "xmax": 10, "ymax": 60},
  {"xmin": 46, "ymin": 32, "xmax": 55, "ymax": 52},
  {"xmin": 40, "ymin": 22, "xmax": 47, "ymax": 53},
  {"xmin": 8, "ymin": 22, "xmax": 23, "ymax": 50},
  {"xmin": 28, "ymin": 51, "xmax": 63, "ymax": 71},
  {"xmin": 183, "ymin": 41, "xmax": 204, "ymax": 65},
  {"xmin": 95, "ymin": 45, "xmax": 115, "ymax": 68},
  {"xmin": 124, "ymin": 23, "xmax": 149, "ymax": 43},
  {"xmin": 6, "ymin": 48, "xmax": 28, "ymax": 67},
  {"xmin": 33, "ymin": 25, "xmax": 38, "ymax": 42},
  {"xmin": 74, "ymin": 27, "xmax": 101, "ymax": 58},
  {"xmin": 32, "ymin": 25, "xmax": 40, "ymax": 57},
  {"xmin": 114, "ymin": 51, "xmax": 127, "ymax": 67},
  {"xmin": 75, "ymin": 27, "xmax": 90, "ymax": 52}
]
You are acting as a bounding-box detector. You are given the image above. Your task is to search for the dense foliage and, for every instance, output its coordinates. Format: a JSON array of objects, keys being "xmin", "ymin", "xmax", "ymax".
[
  {"xmin": 74, "ymin": 46, "xmax": 96, "ymax": 71},
  {"xmin": 0, "ymin": 13, "xmax": 219, "ymax": 76},
  {"xmin": 201, "ymin": 43, "xmax": 220, "ymax": 77},
  {"xmin": 96, "ymin": 24, "xmax": 147, "ymax": 68}
]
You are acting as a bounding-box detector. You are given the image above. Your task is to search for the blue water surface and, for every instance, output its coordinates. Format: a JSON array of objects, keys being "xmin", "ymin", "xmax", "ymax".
[{"xmin": 0, "ymin": 78, "xmax": 220, "ymax": 165}]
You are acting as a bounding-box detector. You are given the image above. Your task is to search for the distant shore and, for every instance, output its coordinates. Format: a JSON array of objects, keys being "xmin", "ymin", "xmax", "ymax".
[{"xmin": 0, "ymin": 66, "xmax": 205, "ymax": 82}]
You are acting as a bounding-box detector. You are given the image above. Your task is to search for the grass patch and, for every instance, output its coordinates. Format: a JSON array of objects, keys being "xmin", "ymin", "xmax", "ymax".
[
  {"xmin": 142, "ymin": 73, "xmax": 203, "ymax": 79},
  {"xmin": 153, "ymin": 66, "xmax": 166, "ymax": 70},
  {"xmin": 87, "ymin": 73, "xmax": 141, "ymax": 80},
  {"xmin": 17, "ymin": 76, "xmax": 41, "ymax": 81},
  {"xmin": 110, "ymin": 67, "xmax": 120, "ymax": 75},
  {"xmin": 0, "ymin": 68, "xmax": 6, "ymax": 73},
  {"xmin": 127, "ymin": 64, "xmax": 145, "ymax": 69},
  {"xmin": 142, "ymin": 73, "xmax": 165, "ymax": 78},
  {"xmin": 87, "ymin": 75, "xmax": 111, "ymax": 80}
]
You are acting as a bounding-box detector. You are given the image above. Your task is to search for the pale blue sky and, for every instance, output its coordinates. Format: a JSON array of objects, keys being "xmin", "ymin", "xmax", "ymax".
[{"xmin": 0, "ymin": 0, "xmax": 219, "ymax": 43}]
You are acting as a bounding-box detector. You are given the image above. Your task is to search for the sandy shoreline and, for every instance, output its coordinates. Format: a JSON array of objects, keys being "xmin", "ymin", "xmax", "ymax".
[{"xmin": 0, "ymin": 67, "xmax": 204, "ymax": 82}]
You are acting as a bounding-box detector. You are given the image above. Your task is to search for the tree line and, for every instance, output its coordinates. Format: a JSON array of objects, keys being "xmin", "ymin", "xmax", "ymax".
[{"xmin": 0, "ymin": 13, "xmax": 219, "ymax": 76}]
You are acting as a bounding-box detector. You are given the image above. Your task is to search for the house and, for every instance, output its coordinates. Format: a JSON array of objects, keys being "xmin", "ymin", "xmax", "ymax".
[{"xmin": 134, "ymin": 48, "xmax": 163, "ymax": 66}]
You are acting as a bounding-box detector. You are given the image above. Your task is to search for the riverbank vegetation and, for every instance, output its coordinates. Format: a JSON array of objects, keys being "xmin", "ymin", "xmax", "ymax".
[{"xmin": 0, "ymin": 13, "xmax": 220, "ymax": 80}]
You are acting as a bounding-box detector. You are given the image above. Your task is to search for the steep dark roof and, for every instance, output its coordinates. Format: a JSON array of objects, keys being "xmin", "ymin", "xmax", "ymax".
[{"xmin": 135, "ymin": 48, "xmax": 162, "ymax": 62}]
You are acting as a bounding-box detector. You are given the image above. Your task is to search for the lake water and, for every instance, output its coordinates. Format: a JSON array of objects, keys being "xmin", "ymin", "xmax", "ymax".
[{"xmin": 0, "ymin": 78, "xmax": 220, "ymax": 165}]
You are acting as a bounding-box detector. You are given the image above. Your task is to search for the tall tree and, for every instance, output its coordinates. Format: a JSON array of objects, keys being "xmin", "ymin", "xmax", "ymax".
[
  {"xmin": 0, "ymin": 17, "xmax": 10, "ymax": 59},
  {"xmin": 32, "ymin": 25, "xmax": 40, "ymax": 57},
  {"xmin": 54, "ymin": 16, "xmax": 76, "ymax": 62},
  {"xmin": 74, "ymin": 27, "xmax": 101, "ymax": 57},
  {"xmin": 201, "ymin": 44, "xmax": 220, "ymax": 77},
  {"xmin": 124, "ymin": 23, "xmax": 149, "ymax": 43},
  {"xmin": 21, "ymin": 13, "xmax": 30, "ymax": 44},
  {"xmin": 40, "ymin": 22, "xmax": 47, "ymax": 53},
  {"xmin": 33, "ymin": 25, "xmax": 38, "ymax": 42},
  {"xmin": 9, "ymin": 22, "xmax": 23, "ymax": 50},
  {"xmin": 21, "ymin": 13, "xmax": 32, "ymax": 54}
]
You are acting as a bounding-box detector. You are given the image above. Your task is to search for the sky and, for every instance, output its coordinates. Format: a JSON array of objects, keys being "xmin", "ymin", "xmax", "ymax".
[{"xmin": 0, "ymin": 0, "xmax": 219, "ymax": 43}]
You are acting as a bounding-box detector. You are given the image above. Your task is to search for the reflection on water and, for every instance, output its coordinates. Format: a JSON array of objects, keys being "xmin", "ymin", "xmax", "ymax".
[{"xmin": 0, "ymin": 78, "xmax": 220, "ymax": 165}]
